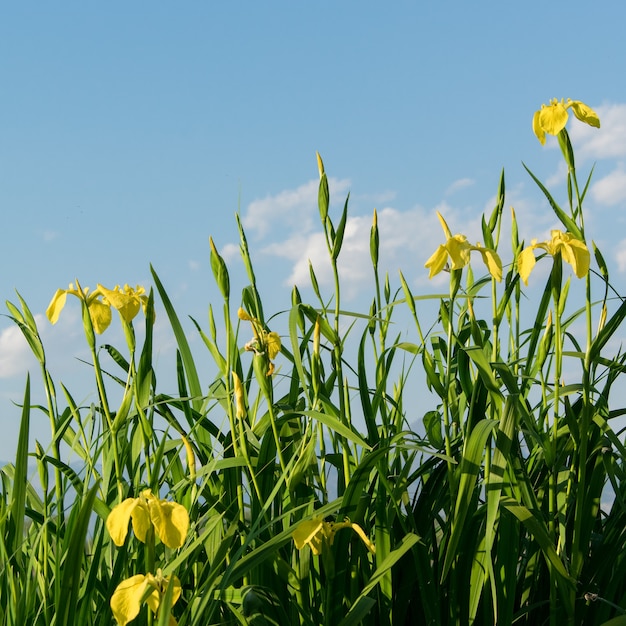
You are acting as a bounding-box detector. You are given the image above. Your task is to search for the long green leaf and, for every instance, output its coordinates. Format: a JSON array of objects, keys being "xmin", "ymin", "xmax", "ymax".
[{"xmin": 151, "ymin": 266, "xmax": 203, "ymax": 412}]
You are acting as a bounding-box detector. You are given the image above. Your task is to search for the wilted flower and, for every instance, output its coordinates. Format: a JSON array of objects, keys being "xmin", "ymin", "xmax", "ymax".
[
  {"xmin": 238, "ymin": 307, "xmax": 281, "ymax": 375},
  {"xmin": 425, "ymin": 212, "xmax": 502, "ymax": 281},
  {"xmin": 532, "ymin": 98, "xmax": 600, "ymax": 145},
  {"xmin": 110, "ymin": 569, "xmax": 181, "ymax": 626},
  {"xmin": 106, "ymin": 489, "xmax": 189, "ymax": 549},
  {"xmin": 518, "ymin": 230, "xmax": 590, "ymax": 285}
]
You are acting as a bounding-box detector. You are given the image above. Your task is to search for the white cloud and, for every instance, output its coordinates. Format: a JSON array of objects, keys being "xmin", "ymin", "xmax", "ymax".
[
  {"xmin": 242, "ymin": 177, "xmax": 351, "ymax": 239},
  {"xmin": 220, "ymin": 242, "xmax": 241, "ymax": 263},
  {"xmin": 261, "ymin": 203, "xmax": 469, "ymax": 297},
  {"xmin": 445, "ymin": 178, "xmax": 474, "ymax": 196},
  {"xmin": 239, "ymin": 176, "xmax": 581, "ymax": 301},
  {"xmin": 569, "ymin": 103, "xmax": 626, "ymax": 161},
  {"xmin": 0, "ymin": 319, "xmax": 41, "ymax": 378},
  {"xmin": 591, "ymin": 164, "xmax": 626, "ymax": 206},
  {"xmin": 615, "ymin": 239, "xmax": 626, "ymax": 273}
]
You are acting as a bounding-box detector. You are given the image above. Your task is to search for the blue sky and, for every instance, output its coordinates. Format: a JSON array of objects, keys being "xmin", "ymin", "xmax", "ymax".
[{"xmin": 2, "ymin": 2, "xmax": 626, "ymax": 461}]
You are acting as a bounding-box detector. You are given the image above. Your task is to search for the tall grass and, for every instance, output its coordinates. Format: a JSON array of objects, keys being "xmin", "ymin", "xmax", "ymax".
[{"xmin": 2, "ymin": 103, "xmax": 626, "ymax": 625}]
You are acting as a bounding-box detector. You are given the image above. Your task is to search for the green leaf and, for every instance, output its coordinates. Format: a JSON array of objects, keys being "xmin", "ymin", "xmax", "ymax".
[{"xmin": 151, "ymin": 266, "xmax": 203, "ymax": 413}]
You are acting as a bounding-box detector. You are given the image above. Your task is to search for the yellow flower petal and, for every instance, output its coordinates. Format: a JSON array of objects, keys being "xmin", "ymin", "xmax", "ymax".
[
  {"xmin": 446, "ymin": 235, "xmax": 471, "ymax": 270},
  {"xmin": 532, "ymin": 109, "xmax": 546, "ymax": 145},
  {"xmin": 553, "ymin": 232, "xmax": 590, "ymax": 278},
  {"xmin": 568, "ymin": 100, "xmax": 600, "ymax": 129},
  {"xmin": 110, "ymin": 574, "xmax": 151, "ymax": 626},
  {"xmin": 425, "ymin": 244, "xmax": 449, "ymax": 278},
  {"xmin": 539, "ymin": 100, "xmax": 569, "ymax": 136},
  {"xmin": 98, "ymin": 284, "xmax": 142, "ymax": 323},
  {"xmin": 346, "ymin": 522, "xmax": 377, "ymax": 554},
  {"xmin": 475, "ymin": 246, "xmax": 503, "ymax": 282},
  {"xmin": 88, "ymin": 298, "xmax": 113, "ymax": 334},
  {"xmin": 46, "ymin": 289, "xmax": 68, "ymax": 324},
  {"xmin": 435, "ymin": 211, "xmax": 453, "ymax": 239},
  {"xmin": 266, "ymin": 331, "xmax": 281, "ymax": 360},
  {"xmin": 130, "ymin": 498, "xmax": 152, "ymax": 543},
  {"xmin": 293, "ymin": 518, "xmax": 329, "ymax": 555},
  {"xmin": 106, "ymin": 498, "xmax": 140, "ymax": 547},
  {"xmin": 517, "ymin": 245, "xmax": 538, "ymax": 286},
  {"xmin": 144, "ymin": 572, "xmax": 182, "ymax": 614},
  {"xmin": 148, "ymin": 498, "xmax": 189, "ymax": 549}
]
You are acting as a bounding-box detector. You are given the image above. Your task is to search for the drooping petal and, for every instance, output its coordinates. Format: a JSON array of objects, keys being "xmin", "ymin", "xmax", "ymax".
[
  {"xmin": 539, "ymin": 100, "xmax": 569, "ymax": 136},
  {"xmin": 266, "ymin": 331, "xmax": 281, "ymax": 360},
  {"xmin": 532, "ymin": 110, "xmax": 546, "ymax": 145},
  {"xmin": 129, "ymin": 499, "xmax": 152, "ymax": 544},
  {"xmin": 474, "ymin": 246, "xmax": 503, "ymax": 282},
  {"xmin": 347, "ymin": 522, "xmax": 377, "ymax": 554},
  {"xmin": 148, "ymin": 498, "xmax": 189, "ymax": 549},
  {"xmin": 568, "ymin": 100, "xmax": 600, "ymax": 128},
  {"xmin": 517, "ymin": 246, "xmax": 539, "ymax": 286},
  {"xmin": 293, "ymin": 518, "xmax": 328, "ymax": 555},
  {"xmin": 106, "ymin": 498, "xmax": 140, "ymax": 547},
  {"xmin": 555, "ymin": 233, "xmax": 590, "ymax": 278},
  {"xmin": 46, "ymin": 289, "xmax": 68, "ymax": 324},
  {"xmin": 446, "ymin": 235, "xmax": 471, "ymax": 270},
  {"xmin": 88, "ymin": 299, "xmax": 113, "ymax": 334},
  {"xmin": 110, "ymin": 574, "xmax": 151, "ymax": 626},
  {"xmin": 425, "ymin": 244, "xmax": 449, "ymax": 278}
]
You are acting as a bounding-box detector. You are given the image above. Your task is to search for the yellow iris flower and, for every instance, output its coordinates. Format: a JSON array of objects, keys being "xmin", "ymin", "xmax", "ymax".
[
  {"xmin": 110, "ymin": 569, "xmax": 181, "ymax": 626},
  {"xmin": 532, "ymin": 98, "xmax": 600, "ymax": 145},
  {"xmin": 238, "ymin": 307, "xmax": 281, "ymax": 375},
  {"xmin": 517, "ymin": 230, "xmax": 590, "ymax": 285},
  {"xmin": 425, "ymin": 212, "xmax": 502, "ymax": 281},
  {"xmin": 292, "ymin": 517, "xmax": 376, "ymax": 556},
  {"xmin": 46, "ymin": 282, "xmax": 150, "ymax": 334},
  {"xmin": 46, "ymin": 282, "xmax": 112, "ymax": 334},
  {"xmin": 97, "ymin": 284, "xmax": 151, "ymax": 324},
  {"xmin": 106, "ymin": 489, "xmax": 189, "ymax": 549}
]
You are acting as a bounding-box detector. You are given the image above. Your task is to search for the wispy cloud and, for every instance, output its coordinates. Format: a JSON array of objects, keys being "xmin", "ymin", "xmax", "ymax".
[
  {"xmin": 0, "ymin": 319, "xmax": 41, "ymax": 378},
  {"xmin": 615, "ymin": 239, "xmax": 626, "ymax": 273},
  {"xmin": 236, "ymin": 172, "xmax": 576, "ymax": 300},
  {"xmin": 445, "ymin": 178, "xmax": 474, "ymax": 196},
  {"xmin": 258, "ymin": 200, "xmax": 489, "ymax": 297},
  {"xmin": 591, "ymin": 164, "xmax": 626, "ymax": 206},
  {"xmin": 569, "ymin": 103, "xmax": 626, "ymax": 161},
  {"xmin": 243, "ymin": 177, "xmax": 351, "ymax": 239}
]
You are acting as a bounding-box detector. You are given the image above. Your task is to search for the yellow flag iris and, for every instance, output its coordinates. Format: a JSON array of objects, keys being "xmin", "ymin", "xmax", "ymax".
[
  {"xmin": 46, "ymin": 282, "xmax": 112, "ymax": 334},
  {"xmin": 425, "ymin": 212, "xmax": 502, "ymax": 281},
  {"xmin": 46, "ymin": 281, "xmax": 150, "ymax": 334},
  {"xmin": 97, "ymin": 284, "xmax": 151, "ymax": 324},
  {"xmin": 518, "ymin": 230, "xmax": 590, "ymax": 285},
  {"xmin": 292, "ymin": 517, "xmax": 376, "ymax": 555},
  {"xmin": 106, "ymin": 490, "xmax": 189, "ymax": 549},
  {"xmin": 110, "ymin": 570, "xmax": 181, "ymax": 626},
  {"xmin": 532, "ymin": 98, "xmax": 600, "ymax": 145}
]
